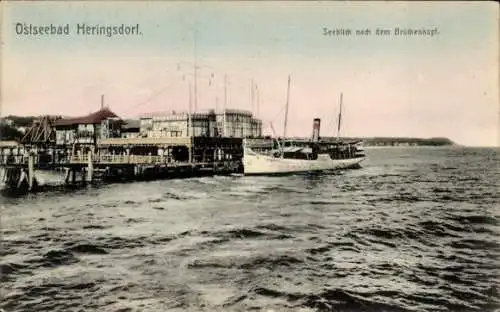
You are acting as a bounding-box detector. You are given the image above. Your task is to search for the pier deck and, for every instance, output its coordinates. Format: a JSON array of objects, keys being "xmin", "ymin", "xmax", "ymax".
[
  {"xmin": 70, "ymin": 154, "xmax": 175, "ymax": 165},
  {"xmin": 0, "ymin": 136, "xmax": 244, "ymax": 193},
  {"xmin": 97, "ymin": 137, "xmax": 192, "ymax": 147}
]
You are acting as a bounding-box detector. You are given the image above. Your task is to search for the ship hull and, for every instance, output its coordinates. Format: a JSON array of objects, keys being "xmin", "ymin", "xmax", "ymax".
[{"xmin": 243, "ymin": 148, "xmax": 365, "ymax": 176}]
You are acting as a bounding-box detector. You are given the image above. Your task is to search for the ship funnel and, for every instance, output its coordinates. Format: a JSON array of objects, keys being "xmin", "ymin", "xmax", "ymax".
[{"xmin": 312, "ymin": 118, "xmax": 321, "ymax": 142}]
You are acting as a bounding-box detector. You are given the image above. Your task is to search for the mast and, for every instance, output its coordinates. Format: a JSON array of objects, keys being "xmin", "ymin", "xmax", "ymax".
[
  {"xmin": 337, "ymin": 92, "xmax": 343, "ymax": 141},
  {"xmin": 100, "ymin": 94, "xmax": 104, "ymax": 109},
  {"xmin": 250, "ymin": 79, "xmax": 254, "ymax": 115},
  {"xmin": 215, "ymin": 96, "xmax": 219, "ymax": 137},
  {"xmin": 255, "ymin": 84, "xmax": 260, "ymax": 117},
  {"xmin": 270, "ymin": 122, "xmax": 282, "ymax": 152},
  {"xmin": 283, "ymin": 75, "xmax": 291, "ymax": 138},
  {"xmin": 193, "ymin": 25, "xmax": 198, "ymax": 113},
  {"xmin": 270, "ymin": 122, "xmax": 277, "ymax": 137},
  {"xmin": 188, "ymin": 82, "xmax": 193, "ymax": 137},
  {"xmin": 223, "ymin": 74, "xmax": 228, "ymax": 136}
]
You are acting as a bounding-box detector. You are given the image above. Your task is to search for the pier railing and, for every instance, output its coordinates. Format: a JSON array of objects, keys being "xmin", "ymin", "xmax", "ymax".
[
  {"xmin": 1, "ymin": 153, "xmax": 238, "ymax": 167},
  {"xmin": 0, "ymin": 155, "xmax": 29, "ymax": 165},
  {"xmin": 69, "ymin": 154, "xmax": 170, "ymax": 165}
]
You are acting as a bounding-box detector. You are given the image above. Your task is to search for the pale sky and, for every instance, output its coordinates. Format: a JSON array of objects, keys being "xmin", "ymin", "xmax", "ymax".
[{"xmin": 1, "ymin": 1, "xmax": 499, "ymax": 146}]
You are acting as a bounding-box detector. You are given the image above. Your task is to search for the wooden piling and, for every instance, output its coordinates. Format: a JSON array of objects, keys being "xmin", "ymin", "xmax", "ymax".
[
  {"xmin": 81, "ymin": 168, "xmax": 86, "ymax": 183},
  {"xmin": 28, "ymin": 154, "xmax": 34, "ymax": 190},
  {"xmin": 87, "ymin": 150, "xmax": 93, "ymax": 182},
  {"xmin": 17, "ymin": 169, "xmax": 26, "ymax": 189},
  {"xmin": 64, "ymin": 167, "xmax": 70, "ymax": 184}
]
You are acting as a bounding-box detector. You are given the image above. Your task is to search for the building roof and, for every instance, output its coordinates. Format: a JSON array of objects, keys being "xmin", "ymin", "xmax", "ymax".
[
  {"xmin": 54, "ymin": 108, "xmax": 121, "ymax": 126},
  {"xmin": 139, "ymin": 108, "xmax": 254, "ymax": 119}
]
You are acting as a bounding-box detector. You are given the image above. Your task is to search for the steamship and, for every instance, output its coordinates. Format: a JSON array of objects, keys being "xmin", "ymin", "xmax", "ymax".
[
  {"xmin": 243, "ymin": 118, "xmax": 365, "ymax": 175},
  {"xmin": 243, "ymin": 77, "xmax": 365, "ymax": 175}
]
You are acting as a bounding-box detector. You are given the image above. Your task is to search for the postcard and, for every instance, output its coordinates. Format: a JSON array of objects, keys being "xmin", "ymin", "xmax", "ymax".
[{"xmin": 1, "ymin": 1, "xmax": 499, "ymax": 312}]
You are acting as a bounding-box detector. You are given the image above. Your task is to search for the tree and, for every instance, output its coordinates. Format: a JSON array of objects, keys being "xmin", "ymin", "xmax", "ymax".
[{"xmin": 0, "ymin": 124, "xmax": 23, "ymax": 141}]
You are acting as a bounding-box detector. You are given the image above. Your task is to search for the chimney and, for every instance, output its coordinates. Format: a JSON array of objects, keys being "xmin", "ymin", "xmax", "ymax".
[{"xmin": 312, "ymin": 118, "xmax": 321, "ymax": 142}]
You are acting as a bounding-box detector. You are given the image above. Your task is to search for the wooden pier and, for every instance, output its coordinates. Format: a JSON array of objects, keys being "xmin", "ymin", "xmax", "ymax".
[{"xmin": 0, "ymin": 136, "xmax": 244, "ymax": 194}]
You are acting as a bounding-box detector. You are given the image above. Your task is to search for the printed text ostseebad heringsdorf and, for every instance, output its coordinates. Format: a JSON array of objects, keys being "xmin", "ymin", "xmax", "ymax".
[{"xmin": 15, "ymin": 23, "xmax": 142, "ymax": 37}]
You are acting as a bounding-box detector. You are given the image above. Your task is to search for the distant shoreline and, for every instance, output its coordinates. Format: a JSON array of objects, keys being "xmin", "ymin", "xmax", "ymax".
[
  {"xmin": 313, "ymin": 136, "xmax": 457, "ymax": 147},
  {"xmin": 362, "ymin": 145, "xmax": 455, "ymax": 149}
]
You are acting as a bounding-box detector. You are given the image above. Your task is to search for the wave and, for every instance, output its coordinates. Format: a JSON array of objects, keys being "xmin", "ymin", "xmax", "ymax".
[{"xmin": 187, "ymin": 253, "xmax": 304, "ymax": 271}]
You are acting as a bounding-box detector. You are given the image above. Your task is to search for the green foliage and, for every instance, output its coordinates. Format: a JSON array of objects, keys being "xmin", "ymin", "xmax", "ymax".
[
  {"xmin": 4, "ymin": 115, "xmax": 36, "ymax": 127},
  {"xmin": 0, "ymin": 123, "xmax": 23, "ymax": 141},
  {"xmin": 359, "ymin": 137, "xmax": 455, "ymax": 146},
  {"xmin": 320, "ymin": 136, "xmax": 455, "ymax": 146}
]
